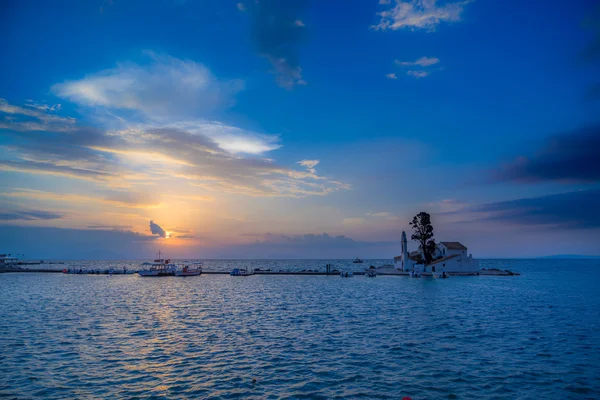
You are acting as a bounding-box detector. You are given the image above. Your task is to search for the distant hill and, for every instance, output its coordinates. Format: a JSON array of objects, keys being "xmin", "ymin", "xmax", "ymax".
[{"xmin": 539, "ymin": 255, "xmax": 600, "ymax": 259}]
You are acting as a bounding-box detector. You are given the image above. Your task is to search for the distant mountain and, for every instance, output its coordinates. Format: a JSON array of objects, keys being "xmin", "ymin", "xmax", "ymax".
[{"xmin": 539, "ymin": 255, "xmax": 600, "ymax": 259}]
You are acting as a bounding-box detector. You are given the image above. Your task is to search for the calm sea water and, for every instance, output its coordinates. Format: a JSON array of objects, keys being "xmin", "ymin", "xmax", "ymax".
[{"xmin": 1, "ymin": 259, "xmax": 599, "ymax": 399}]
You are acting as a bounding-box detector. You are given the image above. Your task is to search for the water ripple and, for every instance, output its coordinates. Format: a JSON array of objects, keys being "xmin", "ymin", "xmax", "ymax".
[{"xmin": 1, "ymin": 259, "xmax": 599, "ymax": 399}]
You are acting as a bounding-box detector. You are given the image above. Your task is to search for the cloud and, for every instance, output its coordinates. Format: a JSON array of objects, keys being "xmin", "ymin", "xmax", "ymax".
[
  {"xmin": 343, "ymin": 217, "xmax": 366, "ymax": 225},
  {"xmin": 24, "ymin": 100, "xmax": 62, "ymax": 112},
  {"xmin": 0, "ymin": 99, "xmax": 348, "ymax": 198},
  {"xmin": 373, "ymin": 0, "xmax": 471, "ymax": 31},
  {"xmin": 52, "ymin": 53, "xmax": 244, "ymax": 118},
  {"xmin": 237, "ymin": 2, "xmax": 246, "ymax": 12},
  {"xmin": 87, "ymin": 224, "xmax": 134, "ymax": 230},
  {"xmin": 250, "ymin": 0, "xmax": 310, "ymax": 89},
  {"xmin": 385, "ymin": 73, "xmax": 398, "ymax": 79},
  {"xmin": 365, "ymin": 211, "xmax": 399, "ymax": 221},
  {"xmin": 427, "ymin": 199, "xmax": 467, "ymax": 213},
  {"xmin": 0, "ymin": 210, "xmax": 65, "ymax": 221},
  {"xmin": 396, "ymin": 56, "xmax": 440, "ymax": 67},
  {"xmin": 298, "ymin": 159, "xmax": 319, "ymax": 173},
  {"xmin": 229, "ymin": 232, "xmax": 397, "ymax": 258},
  {"xmin": 460, "ymin": 190, "xmax": 600, "ymax": 230},
  {"xmin": 493, "ymin": 126, "xmax": 600, "ymax": 184},
  {"xmin": 150, "ymin": 120, "xmax": 281, "ymax": 155},
  {"xmin": 393, "ymin": 57, "xmax": 440, "ymax": 78},
  {"xmin": 0, "ymin": 160, "xmax": 115, "ymax": 182},
  {"xmin": 0, "ymin": 225, "xmax": 157, "ymax": 259},
  {"xmin": 367, "ymin": 212, "xmax": 392, "ymax": 217},
  {"xmin": 149, "ymin": 220, "xmax": 167, "ymax": 237},
  {"xmin": 2, "ymin": 188, "xmax": 163, "ymax": 209},
  {"xmin": 0, "ymin": 98, "xmax": 75, "ymax": 130},
  {"xmin": 407, "ymin": 70, "xmax": 430, "ymax": 78}
]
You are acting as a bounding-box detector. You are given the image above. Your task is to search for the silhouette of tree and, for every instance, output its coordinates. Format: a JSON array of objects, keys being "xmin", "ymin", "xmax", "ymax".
[{"xmin": 409, "ymin": 212, "xmax": 436, "ymax": 264}]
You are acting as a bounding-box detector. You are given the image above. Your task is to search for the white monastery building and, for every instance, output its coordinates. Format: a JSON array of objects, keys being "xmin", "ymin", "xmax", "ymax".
[{"xmin": 393, "ymin": 231, "xmax": 480, "ymax": 274}]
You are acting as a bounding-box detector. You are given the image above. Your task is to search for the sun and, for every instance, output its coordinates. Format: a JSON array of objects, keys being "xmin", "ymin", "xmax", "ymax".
[{"xmin": 165, "ymin": 231, "xmax": 172, "ymax": 239}]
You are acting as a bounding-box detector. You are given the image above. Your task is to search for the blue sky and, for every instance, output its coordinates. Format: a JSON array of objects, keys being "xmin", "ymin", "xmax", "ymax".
[{"xmin": 0, "ymin": 0, "xmax": 599, "ymax": 259}]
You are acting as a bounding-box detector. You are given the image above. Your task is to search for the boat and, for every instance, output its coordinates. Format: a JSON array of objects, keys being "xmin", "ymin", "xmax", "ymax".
[
  {"xmin": 138, "ymin": 251, "xmax": 177, "ymax": 277},
  {"xmin": 0, "ymin": 254, "xmax": 19, "ymax": 268},
  {"xmin": 230, "ymin": 268, "xmax": 253, "ymax": 276},
  {"xmin": 340, "ymin": 271, "xmax": 354, "ymax": 278},
  {"xmin": 409, "ymin": 270, "xmax": 421, "ymax": 278},
  {"xmin": 365, "ymin": 265, "xmax": 377, "ymax": 277},
  {"xmin": 352, "ymin": 257, "xmax": 364, "ymax": 264},
  {"xmin": 175, "ymin": 262, "xmax": 202, "ymax": 276}
]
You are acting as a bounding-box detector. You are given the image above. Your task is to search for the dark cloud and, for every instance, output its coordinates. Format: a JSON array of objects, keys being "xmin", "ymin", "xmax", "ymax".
[
  {"xmin": 0, "ymin": 226, "xmax": 157, "ymax": 259},
  {"xmin": 251, "ymin": 0, "xmax": 309, "ymax": 89},
  {"xmin": 226, "ymin": 232, "xmax": 398, "ymax": 258},
  {"xmin": 0, "ymin": 160, "xmax": 115, "ymax": 181},
  {"xmin": 87, "ymin": 225, "xmax": 134, "ymax": 230},
  {"xmin": 467, "ymin": 190, "xmax": 600, "ymax": 229},
  {"xmin": 149, "ymin": 220, "xmax": 167, "ymax": 237},
  {"xmin": 175, "ymin": 234, "xmax": 196, "ymax": 239},
  {"xmin": 0, "ymin": 210, "xmax": 64, "ymax": 221},
  {"xmin": 494, "ymin": 126, "xmax": 600, "ymax": 184}
]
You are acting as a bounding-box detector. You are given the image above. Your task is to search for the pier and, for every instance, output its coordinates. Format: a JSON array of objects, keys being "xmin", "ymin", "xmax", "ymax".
[{"xmin": 1, "ymin": 268, "xmax": 519, "ymax": 276}]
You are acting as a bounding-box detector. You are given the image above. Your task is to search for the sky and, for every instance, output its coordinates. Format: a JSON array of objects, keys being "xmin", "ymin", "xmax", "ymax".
[{"xmin": 0, "ymin": 0, "xmax": 599, "ymax": 259}]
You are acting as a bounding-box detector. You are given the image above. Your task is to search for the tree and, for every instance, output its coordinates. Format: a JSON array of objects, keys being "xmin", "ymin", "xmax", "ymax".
[{"xmin": 409, "ymin": 212, "xmax": 436, "ymax": 264}]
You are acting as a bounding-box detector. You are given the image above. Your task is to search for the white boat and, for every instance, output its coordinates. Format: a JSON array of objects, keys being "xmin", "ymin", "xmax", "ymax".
[
  {"xmin": 352, "ymin": 257, "xmax": 364, "ymax": 264},
  {"xmin": 230, "ymin": 268, "xmax": 252, "ymax": 276},
  {"xmin": 175, "ymin": 262, "xmax": 202, "ymax": 276},
  {"xmin": 0, "ymin": 254, "xmax": 19, "ymax": 268},
  {"xmin": 138, "ymin": 251, "xmax": 177, "ymax": 277},
  {"xmin": 409, "ymin": 270, "xmax": 421, "ymax": 278}
]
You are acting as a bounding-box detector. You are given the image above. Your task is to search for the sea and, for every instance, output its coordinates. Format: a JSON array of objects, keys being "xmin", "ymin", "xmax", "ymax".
[{"xmin": 1, "ymin": 259, "xmax": 599, "ymax": 399}]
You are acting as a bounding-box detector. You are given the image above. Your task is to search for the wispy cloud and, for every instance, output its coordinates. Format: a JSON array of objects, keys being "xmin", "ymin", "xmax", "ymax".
[
  {"xmin": 366, "ymin": 211, "xmax": 399, "ymax": 220},
  {"xmin": 394, "ymin": 56, "xmax": 441, "ymax": 78},
  {"xmin": 52, "ymin": 52, "xmax": 244, "ymax": 118},
  {"xmin": 385, "ymin": 73, "xmax": 398, "ymax": 80},
  {"xmin": 2, "ymin": 188, "xmax": 164, "ymax": 209},
  {"xmin": 88, "ymin": 224, "xmax": 134, "ymax": 230},
  {"xmin": 298, "ymin": 159, "xmax": 319, "ymax": 173},
  {"xmin": 237, "ymin": 2, "xmax": 246, "ymax": 12},
  {"xmin": 396, "ymin": 56, "xmax": 440, "ymax": 67},
  {"xmin": 406, "ymin": 70, "xmax": 430, "ymax": 78},
  {"xmin": 373, "ymin": 0, "xmax": 472, "ymax": 31},
  {"xmin": 0, "ymin": 210, "xmax": 65, "ymax": 221}
]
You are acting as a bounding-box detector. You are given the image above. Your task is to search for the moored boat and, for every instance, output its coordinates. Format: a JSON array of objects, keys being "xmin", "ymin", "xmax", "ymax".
[
  {"xmin": 230, "ymin": 268, "xmax": 253, "ymax": 276},
  {"xmin": 138, "ymin": 251, "xmax": 177, "ymax": 277},
  {"xmin": 175, "ymin": 262, "xmax": 202, "ymax": 276},
  {"xmin": 352, "ymin": 257, "xmax": 364, "ymax": 264}
]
